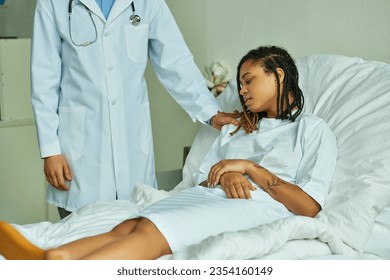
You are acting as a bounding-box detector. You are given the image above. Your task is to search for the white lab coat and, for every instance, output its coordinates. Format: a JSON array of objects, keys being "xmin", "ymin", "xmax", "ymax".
[{"xmin": 31, "ymin": 0, "xmax": 220, "ymax": 211}]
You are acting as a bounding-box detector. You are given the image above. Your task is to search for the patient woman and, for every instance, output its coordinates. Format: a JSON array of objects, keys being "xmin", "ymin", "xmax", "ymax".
[{"xmin": 0, "ymin": 46, "xmax": 337, "ymax": 260}]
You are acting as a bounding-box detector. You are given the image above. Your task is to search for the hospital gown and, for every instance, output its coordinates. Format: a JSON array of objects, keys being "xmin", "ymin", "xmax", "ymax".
[{"xmin": 139, "ymin": 112, "xmax": 338, "ymax": 252}]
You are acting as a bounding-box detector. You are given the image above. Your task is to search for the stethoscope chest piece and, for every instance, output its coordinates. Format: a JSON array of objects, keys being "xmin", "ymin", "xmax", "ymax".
[
  {"xmin": 129, "ymin": 1, "xmax": 141, "ymax": 26},
  {"xmin": 130, "ymin": 14, "xmax": 141, "ymax": 26}
]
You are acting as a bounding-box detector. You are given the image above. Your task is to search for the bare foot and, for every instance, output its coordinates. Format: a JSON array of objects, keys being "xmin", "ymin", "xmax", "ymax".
[{"xmin": 0, "ymin": 221, "xmax": 45, "ymax": 260}]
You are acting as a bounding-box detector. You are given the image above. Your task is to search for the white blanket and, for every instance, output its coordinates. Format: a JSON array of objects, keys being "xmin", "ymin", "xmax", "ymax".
[{"xmin": 5, "ymin": 182, "xmax": 386, "ymax": 260}]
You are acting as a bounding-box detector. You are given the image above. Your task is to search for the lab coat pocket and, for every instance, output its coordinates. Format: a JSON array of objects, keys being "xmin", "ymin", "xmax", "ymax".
[
  {"xmin": 58, "ymin": 106, "xmax": 86, "ymax": 161},
  {"xmin": 125, "ymin": 24, "xmax": 149, "ymax": 63},
  {"xmin": 140, "ymin": 102, "xmax": 152, "ymax": 155}
]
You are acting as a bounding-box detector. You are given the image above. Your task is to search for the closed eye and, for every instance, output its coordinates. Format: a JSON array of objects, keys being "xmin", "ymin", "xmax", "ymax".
[
  {"xmin": 240, "ymin": 73, "xmax": 255, "ymax": 86},
  {"xmin": 244, "ymin": 78, "xmax": 253, "ymax": 85}
]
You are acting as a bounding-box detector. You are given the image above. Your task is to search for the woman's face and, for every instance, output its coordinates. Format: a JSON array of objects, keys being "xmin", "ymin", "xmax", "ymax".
[{"xmin": 239, "ymin": 60, "xmax": 283, "ymax": 117}]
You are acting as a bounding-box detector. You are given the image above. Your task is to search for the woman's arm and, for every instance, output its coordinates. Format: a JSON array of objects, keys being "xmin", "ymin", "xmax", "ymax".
[
  {"xmin": 207, "ymin": 159, "xmax": 321, "ymax": 217},
  {"xmin": 246, "ymin": 163, "xmax": 321, "ymax": 217}
]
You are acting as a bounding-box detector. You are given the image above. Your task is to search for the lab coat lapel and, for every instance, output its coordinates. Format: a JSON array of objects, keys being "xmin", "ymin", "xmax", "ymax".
[
  {"xmin": 78, "ymin": 0, "xmax": 105, "ymax": 22},
  {"xmin": 107, "ymin": 0, "xmax": 133, "ymax": 24}
]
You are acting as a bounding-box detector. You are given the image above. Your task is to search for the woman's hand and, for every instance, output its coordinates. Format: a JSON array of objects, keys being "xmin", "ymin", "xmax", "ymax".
[
  {"xmin": 207, "ymin": 159, "xmax": 252, "ymax": 187},
  {"xmin": 219, "ymin": 172, "xmax": 256, "ymax": 199},
  {"xmin": 44, "ymin": 154, "xmax": 72, "ymax": 191}
]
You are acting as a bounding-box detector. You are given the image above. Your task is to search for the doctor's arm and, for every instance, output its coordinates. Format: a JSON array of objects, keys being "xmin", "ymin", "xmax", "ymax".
[
  {"xmin": 147, "ymin": 0, "xmax": 238, "ymax": 130},
  {"xmin": 31, "ymin": 1, "xmax": 71, "ymax": 190}
]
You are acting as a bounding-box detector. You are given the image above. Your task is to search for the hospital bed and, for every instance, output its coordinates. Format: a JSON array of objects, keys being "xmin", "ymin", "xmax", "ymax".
[{"xmin": 1, "ymin": 54, "xmax": 390, "ymax": 260}]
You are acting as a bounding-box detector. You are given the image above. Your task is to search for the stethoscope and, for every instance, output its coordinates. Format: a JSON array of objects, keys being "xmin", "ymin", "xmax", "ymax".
[{"xmin": 68, "ymin": 0, "xmax": 141, "ymax": 47}]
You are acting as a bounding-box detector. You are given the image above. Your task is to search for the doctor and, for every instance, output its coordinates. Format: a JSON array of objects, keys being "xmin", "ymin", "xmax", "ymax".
[{"xmin": 31, "ymin": 0, "xmax": 238, "ymax": 218}]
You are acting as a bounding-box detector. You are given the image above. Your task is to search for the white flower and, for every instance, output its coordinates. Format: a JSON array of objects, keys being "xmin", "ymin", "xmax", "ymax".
[{"xmin": 203, "ymin": 61, "xmax": 230, "ymax": 96}]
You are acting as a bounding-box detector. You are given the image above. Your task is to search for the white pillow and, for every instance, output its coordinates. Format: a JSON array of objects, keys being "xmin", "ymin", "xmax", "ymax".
[
  {"xmin": 176, "ymin": 54, "xmax": 390, "ymax": 253},
  {"xmin": 297, "ymin": 55, "xmax": 390, "ymax": 251}
]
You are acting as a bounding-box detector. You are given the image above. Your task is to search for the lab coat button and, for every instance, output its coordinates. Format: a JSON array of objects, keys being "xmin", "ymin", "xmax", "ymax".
[
  {"xmin": 107, "ymin": 67, "xmax": 113, "ymax": 71},
  {"xmin": 111, "ymin": 101, "xmax": 116, "ymax": 106}
]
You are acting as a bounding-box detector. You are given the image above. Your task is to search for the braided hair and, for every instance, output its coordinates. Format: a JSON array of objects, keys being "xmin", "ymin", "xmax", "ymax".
[{"xmin": 230, "ymin": 46, "xmax": 304, "ymax": 136}]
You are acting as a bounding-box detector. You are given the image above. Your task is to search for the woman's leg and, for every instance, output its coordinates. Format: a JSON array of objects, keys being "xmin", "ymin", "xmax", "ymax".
[
  {"xmin": 0, "ymin": 217, "xmax": 170, "ymax": 260},
  {"xmin": 46, "ymin": 218, "xmax": 141, "ymax": 260},
  {"xmin": 0, "ymin": 221, "xmax": 45, "ymax": 260},
  {"xmin": 81, "ymin": 218, "xmax": 171, "ymax": 260}
]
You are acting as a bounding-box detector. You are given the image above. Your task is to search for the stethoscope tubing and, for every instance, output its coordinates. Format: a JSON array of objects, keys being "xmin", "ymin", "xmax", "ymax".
[
  {"xmin": 68, "ymin": 0, "xmax": 140, "ymax": 22},
  {"xmin": 68, "ymin": 0, "xmax": 141, "ymax": 46}
]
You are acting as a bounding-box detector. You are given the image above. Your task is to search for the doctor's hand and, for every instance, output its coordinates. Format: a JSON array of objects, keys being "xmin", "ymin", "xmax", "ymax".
[
  {"xmin": 220, "ymin": 172, "xmax": 256, "ymax": 199},
  {"xmin": 44, "ymin": 154, "xmax": 72, "ymax": 191},
  {"xmin": 210, "ymin": 111, "xmax": 240, "ymax": 131}
]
